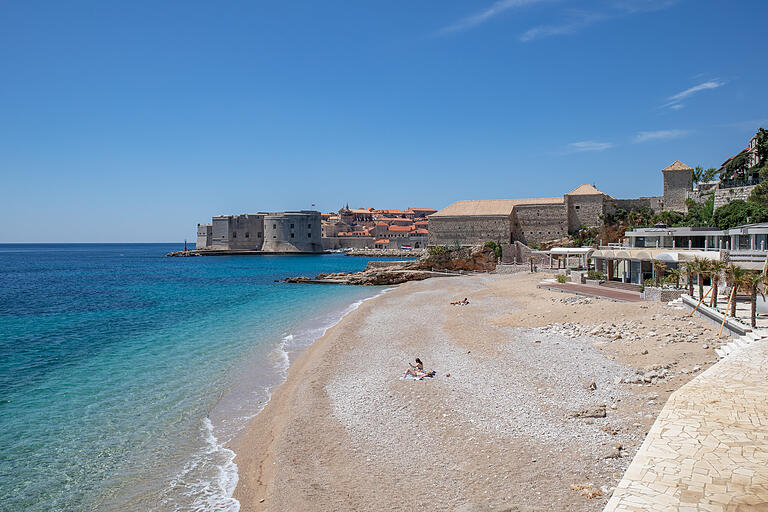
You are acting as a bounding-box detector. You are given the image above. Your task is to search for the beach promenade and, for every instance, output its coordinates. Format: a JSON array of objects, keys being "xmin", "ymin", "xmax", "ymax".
[
  {"xmin": 233, "ymin": 271, "xmax": 725, "ymax": 511},
  {"xmin": 605, "ymin": 340, "xmax": 768, "ymax": 511}
]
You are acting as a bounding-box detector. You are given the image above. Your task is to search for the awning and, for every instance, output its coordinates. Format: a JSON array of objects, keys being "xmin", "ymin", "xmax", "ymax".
[{"xmin": 549, "ymin": 247, "xmax": 593, "ymax": 255}]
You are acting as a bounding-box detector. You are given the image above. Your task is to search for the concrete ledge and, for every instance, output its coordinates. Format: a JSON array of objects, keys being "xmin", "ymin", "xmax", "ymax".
[{"xmin": 681, "ymin": 294, "xmax": 749, "ymax": 337}]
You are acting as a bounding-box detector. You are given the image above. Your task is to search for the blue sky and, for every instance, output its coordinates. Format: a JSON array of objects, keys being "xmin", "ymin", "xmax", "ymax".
[{"xmin": 1, "ymin": 0, "xmax": 766, "ymax": 242}]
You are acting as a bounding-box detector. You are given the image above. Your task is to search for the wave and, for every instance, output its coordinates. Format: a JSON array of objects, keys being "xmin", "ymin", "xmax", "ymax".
[{"xmin": 177, "ymin": 287, "xmax": 393, "ymax": 511}]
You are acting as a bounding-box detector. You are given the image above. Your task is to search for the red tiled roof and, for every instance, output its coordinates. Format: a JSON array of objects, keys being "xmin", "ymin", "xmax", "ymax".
[
  {"xmin": 375, "ymin": 239, "xmax": 389, "ymax": 244},
  {"xmin": 388, "ymin": 225, "xmax": 413, "ymax": 232},
  {"xmin": 415, "ymin": 228, "xmax": 428, "ymax": 235}
]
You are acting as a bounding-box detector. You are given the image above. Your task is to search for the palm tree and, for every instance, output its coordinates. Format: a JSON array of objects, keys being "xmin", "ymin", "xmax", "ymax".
[
  {"xmin": 651, "ymin": 259, "xmax": 667, "ymax": 287},
  {"xmin": 683, "ymin": 262, "xmax": 696, "ymax": 296},
  {"xmin": 725, "ymin": 264, "xmax": 748, "ymax": 317},
  {"xmin": 747, "ymin": 272, "xmax": 767, "ymax": 328},
  {"xmin": 668, "ymin": 267, "xmax": 683, "ymax": 289},
  {"xmin": 691, "ymin": 257, "xmax": 710, "ymax": 300},
  {"xmin": 708, "ymin": 260, "xmax": 726, "ymax": 308}
]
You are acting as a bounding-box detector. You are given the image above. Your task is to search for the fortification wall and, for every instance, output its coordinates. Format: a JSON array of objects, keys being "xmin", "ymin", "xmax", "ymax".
[
  {"xmin": 714, "ymin": 185, "xmax": 756, "ymax": 209},
  {"xmin": 262, "ymin": 211, "xmax": 323, "ymax": 253},
  {"xmin": 566, "ymin": 194, "xmax": 605, "ymax": 232},
  {"xmin": 196, "ymin": 224, "xmax": 212, "ymax": 249},
  {"xmin": 322, "ymin": 237, "xmax": 375, "ymax": 250},
  {"xmin": 605, "ymin": 197, "xmax": 663, "ymax": 214},
  {"xmin": 511, "ymin": 203, "xmax": 567, "ymax": 245},
  {"xmin": 228, "ymin": 214, "xmax": 265, "ymax": 250},
  {"xmin": 211, "ymin": 216, "xmax": 231, "ymax": 250},
  {"xmin": 428, "ymin": 215, "xmax": 511, "ymax": 246}
]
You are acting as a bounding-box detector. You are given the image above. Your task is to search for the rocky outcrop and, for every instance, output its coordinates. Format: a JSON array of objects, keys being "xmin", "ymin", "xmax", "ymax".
[
  {"xmin": 411, "ymin": 245, "xmax": 498, "ymax": 272},
  {"xmin": 285, "ymin": 245, "xmax": 498, "ymax": 285},
  {"xmin": 286, "ymin": 269, "xmax": 441, "ymax": 285},
  {"xmin": 166, "ymin": 251, "xmax": 203, "ymax": 257}
]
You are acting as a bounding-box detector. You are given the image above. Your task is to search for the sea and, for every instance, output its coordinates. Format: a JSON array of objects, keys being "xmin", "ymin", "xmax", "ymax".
[{"xmin": 0, "ymin": 244, "xmax": 404, "ymax": 512}]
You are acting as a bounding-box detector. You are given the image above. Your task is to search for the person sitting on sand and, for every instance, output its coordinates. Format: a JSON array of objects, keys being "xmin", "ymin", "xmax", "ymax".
[
  {"xmin": 461, "ymin": 297, "xmax": 469, "ymax": 305},
  {"xmin": 404, "ymin": 358, "xmax": 424, "ymax": 377}
]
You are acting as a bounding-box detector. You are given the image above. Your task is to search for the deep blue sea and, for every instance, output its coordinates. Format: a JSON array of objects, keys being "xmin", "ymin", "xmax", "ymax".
[{"xmin": 0, "ymin": 244, "xmax": 400, "ymax": 512}]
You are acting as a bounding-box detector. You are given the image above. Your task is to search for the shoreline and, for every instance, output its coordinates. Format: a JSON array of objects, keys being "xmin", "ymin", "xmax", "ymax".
[
  {"xmin": 232, "ymin": 272, "xmax": 721, "ymax": 511},
  {"xmin": 220, "ymin": 286, "xmax": 392, "ymax": 509}
]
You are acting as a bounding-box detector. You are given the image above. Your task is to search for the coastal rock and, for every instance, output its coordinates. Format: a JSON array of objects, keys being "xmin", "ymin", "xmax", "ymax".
[
  {"xmin": 284, "ymin": 244, "xmax": 498, "ymax": 285},
  {"xmin": 570, "ymin": 405, "xmax": 607, "ymax": 418}
]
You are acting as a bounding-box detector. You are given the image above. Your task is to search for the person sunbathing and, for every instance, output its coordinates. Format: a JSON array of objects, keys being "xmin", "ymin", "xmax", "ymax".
[{"xmin": 404, "ymin": 358, "xmax": 424, "ymax": 377}]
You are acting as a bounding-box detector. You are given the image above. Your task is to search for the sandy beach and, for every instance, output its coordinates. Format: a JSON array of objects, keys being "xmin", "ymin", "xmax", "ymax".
[{"xmin": 232, "ymin": 271, "xmax": 721, "ymax": 511}]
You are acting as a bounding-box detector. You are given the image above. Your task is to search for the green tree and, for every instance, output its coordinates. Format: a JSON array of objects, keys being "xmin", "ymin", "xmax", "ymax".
[
  {"xmin": 726, "ymin": 264, "xmax": 748, "ymax": 317},
  {"xmin": 692, "ymin": 165, "xmax": 704, "ymax": 184},
  {"xmin": 708, "ymin": 260, "xmax": 725, "ymax": 308},
  {"xmin": 746, "ymin": 271, "xmax": 767, "ymax": 328},
  {"xmin": 682, "ymin": 262, "xmax": 696, "ymax": 296},
  {"xmin": 702, "ymin": 167, "xmax": 719, "ymax": 182},
  {"xmin": 712, "ymin": 200, "xmax": 768, "ymax": 230},
  {"xmin": 651, "ymin": 260, "xmax": 667, "ymax": 287}
]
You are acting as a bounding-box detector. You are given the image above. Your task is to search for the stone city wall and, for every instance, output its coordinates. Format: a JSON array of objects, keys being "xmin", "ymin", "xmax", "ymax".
[
  {"xmin": 262, "ymin": 212, "xmax": 323, "ymax": 253},
  {"xmin": 323, "ymin": 237, "xmax": 375, "ymax": 250},
  {"xmin": 511, "ymin": 203, "xmax": 568, "ymax": 245},
  {"xmin": 606, "ymin": 197, "xmax": 663, "ymax": 214},
  {"xmin": 196, "ymin": 224, "xmax": 212, "ymax": 249},
  {"xmin": 428, "ymin": 215, "xmax": 511, "ymax": 247},
  {"xmin": 228, "ymin": 214, "xmax": 265, "ymax": 250},
  {"xmin": 566, "ymin": 194, "xmax": 605, "ymax": 232},
  {"xmin": 714, "ymin": 185, "xmax": 756, "ymax": 209}
]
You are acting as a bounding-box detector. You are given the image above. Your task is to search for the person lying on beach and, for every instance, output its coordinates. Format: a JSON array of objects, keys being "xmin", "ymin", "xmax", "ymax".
[{"xmin": 450, "ymin": 298, "xmax": 470, "ymax": 306}]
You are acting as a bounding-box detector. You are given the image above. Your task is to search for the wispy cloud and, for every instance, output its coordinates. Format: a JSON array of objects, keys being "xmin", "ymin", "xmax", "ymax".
[
  {"xmin": 517, "ymin": 0, "xmax": 680, "ymax": 42},
  {"xmin": 520, "ymin": 11, "xmax": 606, "ymax": 42},
  {"xmin": 661, "ymin": 80, "xmax": 724, "ymax": 109},
  {"xmin": 437, "ymin": 0, "xmax": 551, "ymax": 35},
  {"xmin": 568, "ymin": 140, "xmax": 614, "ymax": 152},
  {"xmin": 633, "ymin": 129, "xmax": 690, "ymax": 143}
]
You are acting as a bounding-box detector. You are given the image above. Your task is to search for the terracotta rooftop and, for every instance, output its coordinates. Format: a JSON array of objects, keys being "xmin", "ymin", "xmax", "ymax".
[
  {"xmin": 662, "ymin": 160, "xmax": 693, "ymax": 172},
  {"xmin": 431, "ymin": 198, "xmax": 563, "ymax": 217},
  {"xmin": 566, "ymin": 184, "xmax": 607, "ymax": 196},
  {"xmin": 388, "ymin": 225, "xmax": 413, "ymax": 231},
  {"xmin": 375, "ymin": 239, "xmax": 389, "ymax": 244},
  {"xmin": 415, "ymin": 228, "xmax": 428, "ymax": 235}
]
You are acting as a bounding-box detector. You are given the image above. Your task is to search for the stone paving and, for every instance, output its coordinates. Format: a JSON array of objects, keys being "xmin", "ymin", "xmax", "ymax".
[{"xmin": 604, "ymin": 340, "xmax": 768, "ymax": 511}]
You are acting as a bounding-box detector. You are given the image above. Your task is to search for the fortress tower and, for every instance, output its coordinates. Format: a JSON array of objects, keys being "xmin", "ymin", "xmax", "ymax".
[
  {"xmin": 662, "ymin": 161, "xmax": 693, "ymax": 212},
  {"xmin": 261, "ymin": 211, "xmax": 323, "ymax": 253}
]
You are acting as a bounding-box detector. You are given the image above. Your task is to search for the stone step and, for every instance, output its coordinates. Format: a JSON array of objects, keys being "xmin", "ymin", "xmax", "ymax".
[
  {"xmin": 732, "ymin": 339, "xmax": 751, "ymax": 349},
  {"xmin": 722, "ymin": 344, "xmax": 735, "ymax": 355},
  {"xmin": 715, "ymin": 348, "xmax": 726, "ymax": 358}
]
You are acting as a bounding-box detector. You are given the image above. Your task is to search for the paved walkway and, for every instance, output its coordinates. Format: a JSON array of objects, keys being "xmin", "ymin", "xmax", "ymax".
[
  {"xmin": 604, "ymin": 341, "xmax": 768, "ymax": 511},
  {"xmin": 539, "ymin": 282, "xmax": 643, "ymax": 302}
]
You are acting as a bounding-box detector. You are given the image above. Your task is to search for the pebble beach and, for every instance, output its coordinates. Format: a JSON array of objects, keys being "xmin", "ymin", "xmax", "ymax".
[{"xmin": 232, "ymin": 271, "xmax": 721, "ymax": 511}]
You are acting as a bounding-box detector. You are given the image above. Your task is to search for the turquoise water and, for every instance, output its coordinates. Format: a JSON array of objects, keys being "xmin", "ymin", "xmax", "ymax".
[{"xmin": 0, "ymin": 244, "xmax": 397, "ymax": 511}]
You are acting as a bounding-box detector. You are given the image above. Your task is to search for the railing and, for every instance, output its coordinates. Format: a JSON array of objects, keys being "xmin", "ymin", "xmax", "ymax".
[{"xmin": 720, "ymin": 177, "xmax": 762, "ymax": 189}]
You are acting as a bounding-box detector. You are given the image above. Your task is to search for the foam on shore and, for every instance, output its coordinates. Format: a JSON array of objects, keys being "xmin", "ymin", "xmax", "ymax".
[{"xmin": 192, "ymin": 287, "xmax": 394, "ymax": 511}]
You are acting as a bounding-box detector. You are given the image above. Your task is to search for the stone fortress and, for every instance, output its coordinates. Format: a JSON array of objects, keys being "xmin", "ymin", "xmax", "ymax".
[
  {"xmin": 428, "ymin": 161, "xmax": 692, "ymax": 247},
  {"xmin": 196, "ymin": 211, "xmax": 323, "ymax": 253}
]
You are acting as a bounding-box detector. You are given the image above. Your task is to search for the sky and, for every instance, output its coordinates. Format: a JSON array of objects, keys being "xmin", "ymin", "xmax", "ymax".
[{"xmin": 1, "ymin": 0, "xmax": 766, "ymax": 242}]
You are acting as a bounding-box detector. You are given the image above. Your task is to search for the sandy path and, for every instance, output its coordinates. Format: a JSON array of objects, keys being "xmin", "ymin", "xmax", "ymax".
[{"xmin": 232, "ymin": 272, "xmax": 720, "ymax": 511}]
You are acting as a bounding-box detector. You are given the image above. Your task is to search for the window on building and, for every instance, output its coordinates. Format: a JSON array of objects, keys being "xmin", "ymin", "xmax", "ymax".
[
  {"xmin": 308, "ymin": 224, "xmax": 311, "ymax": 228},
  {"xmin": 575, "ymin": 205, "xmax": 580, "ymax": 210},
  {"xmin": 273, "ymin": 224, "xmax": 276, "ymax": 229},
  {"xmin": 245, "ymin": 232, "xmax": 250, "ymax": 238},
  {"xmin": 232, "ymin": 232, "xmax": 237, "ymax": 238},
  {"xmin": 307, "ymin": 233, "xmax": 311, "ymax": 238},
  {"xmin": 258, "ymin": 232, "xmax": 262, "ymax": 238},
  {"xmin": 273, "ymin": 235, "xmax": 277, "ymax": 239},
  {"xmin": 290, "ymin": 233, "xmax": 295, "ymax": 238},
  {"xmin": 290, "ymin": 223, "xmax": 294, "ymax": 228}
]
